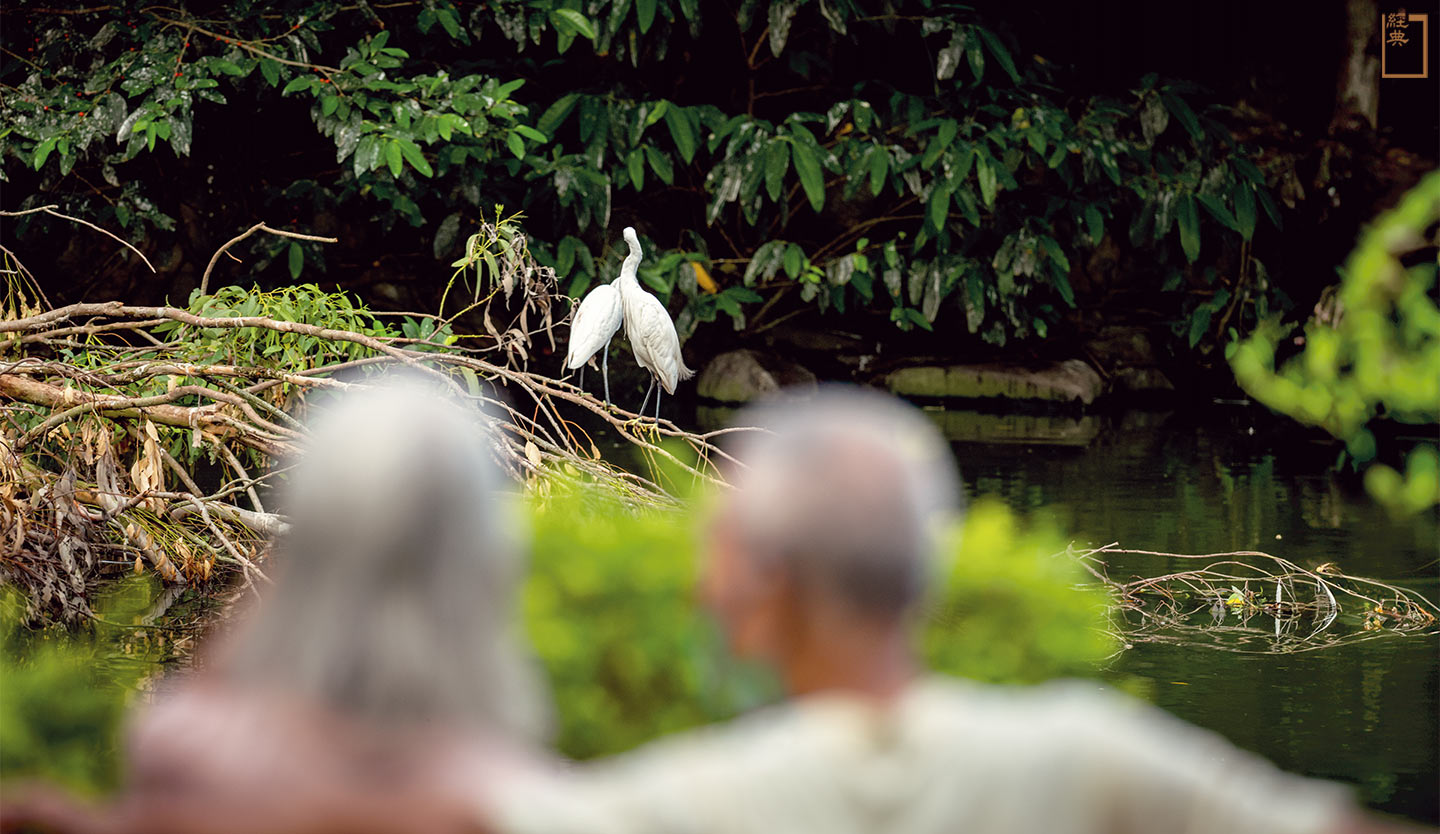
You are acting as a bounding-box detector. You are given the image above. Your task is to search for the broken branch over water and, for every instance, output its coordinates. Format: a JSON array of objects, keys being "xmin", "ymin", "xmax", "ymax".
[
  {"xmin": 2, "ymin": 214, "xmax": 741, "ymax": 622},
  {"xmin": 1074, "ymin": 544, "xmax": 1440, "ymax": 654}
]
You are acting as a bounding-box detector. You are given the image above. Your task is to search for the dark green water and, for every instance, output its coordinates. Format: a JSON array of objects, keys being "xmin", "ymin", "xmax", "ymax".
[{"xmin": 941, "ymin": 407, "xmax": 1439, "ymax": 824}]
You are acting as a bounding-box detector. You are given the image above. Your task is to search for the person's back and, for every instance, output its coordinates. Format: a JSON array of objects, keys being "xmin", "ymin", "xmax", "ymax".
[{"xmin": 497, "ymin": 675, "xmax": 1347, "ymax": 834}]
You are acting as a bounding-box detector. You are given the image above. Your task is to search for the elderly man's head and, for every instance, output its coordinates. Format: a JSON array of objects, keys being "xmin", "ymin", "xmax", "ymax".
[{"xmin": 702, "ymin": 387, "xmax": 962, "ymax": 665}]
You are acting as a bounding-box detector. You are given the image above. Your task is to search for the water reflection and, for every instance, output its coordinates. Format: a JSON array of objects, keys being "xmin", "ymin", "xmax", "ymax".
[{"xmin": 947, "ymin": 407, "xmax": 1438, "ymax": 823}]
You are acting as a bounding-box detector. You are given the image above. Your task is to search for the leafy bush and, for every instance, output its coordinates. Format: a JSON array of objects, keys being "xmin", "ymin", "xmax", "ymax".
[
  {"xmin": 3, "ymin": 1, "xmax": 1281, "ymax": 351},
  {"xmin": 527, "ymin": 487, "xmax": 1117, "ymax": 759},
  {"xmin": 1229, "ymin": 172, "xmax": 1440, "ymax": 515}
]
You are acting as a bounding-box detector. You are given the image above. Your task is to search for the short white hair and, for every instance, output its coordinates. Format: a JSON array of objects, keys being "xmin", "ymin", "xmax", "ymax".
[
  {"xmin": 725, "ymin": 386, "xmax": 963, "ymax": 618},
  {"xmin": 222, "ymin": 373, "xmax": 549, "ymax": 740}
]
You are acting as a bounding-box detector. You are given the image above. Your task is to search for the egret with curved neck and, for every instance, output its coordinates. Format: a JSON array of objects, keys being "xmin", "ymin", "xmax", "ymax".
[
  {"xmin": 564, "ymin": 264, "xmax": 624, "ymax": 406},
  {"xmin": 616, "ymin": 227, "xmax": 693, "ymax": 420}
]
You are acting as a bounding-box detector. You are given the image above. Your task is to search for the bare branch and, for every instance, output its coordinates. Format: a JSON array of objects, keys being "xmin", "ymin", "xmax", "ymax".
[{"xmin": 199, "ymin": 223, "xmax": 340, "ymax": 294}]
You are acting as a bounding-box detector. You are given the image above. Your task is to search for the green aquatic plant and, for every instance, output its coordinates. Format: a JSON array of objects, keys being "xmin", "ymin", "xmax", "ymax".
[{"xmin": 1230, "ymin": 172, "xmax": 1440, "ymax": 515}]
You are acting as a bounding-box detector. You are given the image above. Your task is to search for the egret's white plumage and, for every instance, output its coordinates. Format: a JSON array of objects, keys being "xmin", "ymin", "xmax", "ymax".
[
  {"xmin": 616, "ymin": 226, "xmax": 694, "ymax": 419},
  {"xmin": 564, "ymin": 278, "xmax": 623, "ymax": 405}
]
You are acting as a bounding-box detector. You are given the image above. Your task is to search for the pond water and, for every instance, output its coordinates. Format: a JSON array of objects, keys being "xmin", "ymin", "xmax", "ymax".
[{"xmin": 941, "ymin": 405, "xmax": 1439, "ymax": 824}]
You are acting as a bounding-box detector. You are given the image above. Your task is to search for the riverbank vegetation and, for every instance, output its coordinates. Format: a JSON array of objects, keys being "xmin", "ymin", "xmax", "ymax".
[{"xmin": 4, "ymin": 1, "xmax": 1430, "ymax": 383}]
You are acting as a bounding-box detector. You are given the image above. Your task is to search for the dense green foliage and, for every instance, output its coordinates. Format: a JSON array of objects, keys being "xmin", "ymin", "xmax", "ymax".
[
  {"xmin": 1230, "ymin": 173, "xmax": 1440, "ymax": 515},
  {"xmin": 0, "ymin": 581, "xmax": 162, "ymax": 793},
  {"xmin": 4, "ymin": 0, "xmax": 1281, "ymax": 350},
  {"xmin": 527, "ymin": 487, "xmax": 1115, "ymax": 758},
  {"xmin": 1, "ymin": 489, "xmax": 1115, "ymax": 789}
]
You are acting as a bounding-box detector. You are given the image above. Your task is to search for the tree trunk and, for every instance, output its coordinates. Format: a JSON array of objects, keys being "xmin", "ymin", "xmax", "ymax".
[{"xmin": 1333, "ymin": 0, "xmax": 1380, "ymax": 132}]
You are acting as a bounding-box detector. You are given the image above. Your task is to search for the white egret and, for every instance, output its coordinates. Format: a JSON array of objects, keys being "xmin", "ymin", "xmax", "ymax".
[
  {"xmin": 564, "ymin": 275, "xmax": 623, "ymax": 406},
  {"xmin": 616, "ymin": 226, "xmax": 694, "ymax": 420}
]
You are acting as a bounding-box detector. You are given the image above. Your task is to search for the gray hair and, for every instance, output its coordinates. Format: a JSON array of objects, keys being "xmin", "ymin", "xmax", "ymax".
[
  {"xmin": 221, "ymin": 374, "xmax": 549, "ymax": 740},
  {"xmin": 725, "ymin": 386, "xmax": 963, "ymax": 618}
]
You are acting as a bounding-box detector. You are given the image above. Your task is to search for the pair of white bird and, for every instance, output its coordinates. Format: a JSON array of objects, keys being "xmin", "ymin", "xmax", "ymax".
[{"xmin": 563, "ymin": 226, "xmax": 694, "ymax": 420}]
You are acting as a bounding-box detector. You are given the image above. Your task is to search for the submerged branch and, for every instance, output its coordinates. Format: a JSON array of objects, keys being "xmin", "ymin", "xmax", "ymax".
[{"xmin": 1074, "ymin": 544, "xmax": 1439, "ymax": 654}]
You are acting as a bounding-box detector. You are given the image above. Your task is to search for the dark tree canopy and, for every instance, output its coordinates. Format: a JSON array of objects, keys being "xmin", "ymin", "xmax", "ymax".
[{"xmin": 1, "ymin": 0, "xmax": 1431, "ymax": 379}]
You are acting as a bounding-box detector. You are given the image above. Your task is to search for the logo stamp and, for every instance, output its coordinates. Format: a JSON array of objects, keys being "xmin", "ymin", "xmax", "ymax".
[{"xmin": 1382, "ymin": 10, "xmax": 1430, "ymax": 78}]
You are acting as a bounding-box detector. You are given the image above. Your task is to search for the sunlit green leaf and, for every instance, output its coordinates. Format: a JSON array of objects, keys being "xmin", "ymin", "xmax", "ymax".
[
  {"xmin": 550, "ymin": 9, "xmax": 597, "ymax": 39},
  {"xmin": 1234, "ymin": 184, "xmax": 1257, "ymax": 241},
  {"xmin": 636, "ymin": 0, "xmax": 658, "ymax": 33},
  {"xmin": 288, "ymin": 242, "xmax": 304, "ymax": 279},
  {"xmin": 791, "ymin": 141, "xmax": 825, "ymax": 212},
  {"xmin": 385, "ymin": 140, "xmax": 403, "ymax": 177},
  {"xmin": 1177, "ymin": 193, "xmax": 1201, "ymax": 262},
  {"xmin": 765, "ymin": 139, "xmax": 790, "ymax": 202},
  {"xmin": 664, "ymin": 104, "xmax": 696, "ymax": 163}
]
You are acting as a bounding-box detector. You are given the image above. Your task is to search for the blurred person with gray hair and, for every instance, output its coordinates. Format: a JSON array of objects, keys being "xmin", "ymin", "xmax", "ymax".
[
  {"xmin": 2, "ymin": 374, "xmax": 550, "ymax": 834},
  {"xmin": 488, "ymin": 385, "xmax": 1401, "ymax": 834}
]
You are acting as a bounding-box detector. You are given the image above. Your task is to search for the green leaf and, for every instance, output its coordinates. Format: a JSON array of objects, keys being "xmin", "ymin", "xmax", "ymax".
[
  {"xmin": 259, "ymin": 58, "xmax": 281, "ymax": 87},
  {"xmin": 1197, "ymin": 193, "xmax": 1238, "ymax": 232},
  {"xmin": 1187, "ymin": 305, "xmax": 1212, "ymax": 347},
  {"xmin": 1161, "ymin": 93, "xmax": 1202, "ymax": 142},
  {"xmin": 1084, "ymin": 205, "xmax": 1103, "ymax": 245},
  {"xmin": 506, "ymin": 132, "xmax": 526, "ymax": 159},
  {"xmin": 354, "ymin": 134, "xmax": 382, "ymax": 177},
  {"xmin": 288, "ymin": 242, "xmax": 303, "ymax": 279},
  {"xmin": 1232, "ymin": 157, "xmax": 1266, "ymax": 185},
  {"xmin": 967, "ymin": 36, "xmax": 985, "ymax": 81},
  {"xmin": 922, "ymin": 119, "xmax": 958, "ymax": 168},
  {"xmin": 783, "ymin": 243, "xmax": 804, "ymax": 280},
  {"xmin": 1176, "ymin": 193, "xmax": 1201, "ymax": 262},
  {"xmin": 1256, "ymin": 187, "xmax": 1283, "ymax": 230},
  {"xmin": 495, "ymin": 79, "xmax": 526, "ymax": 100},
  {"xmin": 765, "ymin": 139, "xmax": 790, "ymax": 202},
  {"xmin": 976, "ymin": 28, "xmax": 1020, "ymax": 83},
  {"xmin": 1051, "ymin": 269, "xmax": 1076, "ymax": 307},
  {"xmin": 645, "ymin": 145, "xmax": 675, "ymax": 185},
  {"xmin": 868, "ymin": 146, "xmax": 888, "ymax": 195},
  {"xmin": 385, "ymin": 140, "xmax": 403, "ymax": 177},
  {"xmin": 538, "ymin": 93, "xmax": 579, "ymax": 136},
  {"xmin": 32, "ymin": 137, "xmax": 57, "ymax": 171},
  {"xmin": 514, "ymin": 125, "xmax": 548, "ymax": 142},
  {"xmin": 627, "ymin": 148, "xmax": 645, "ymax": 190},
  {"xmin": 664, "ymin": 104, "xmax": 696, "ymax": 163},
  {"xmin": 398, "ymin": 139, "xmax": 433, "ymax": 177},
  {"xmin": 637, "ymin": 0, "xmax": 658, "ymax": 33},
  {"xmin": 791, "ymin": 141, "xmax": 825, "ymax": 213},
  {"xmin": 550, "ymin": 9, "xmax": 597, "ymax": 39},
  {"xmin": 321, "ymin": 95, "xmax": 338, "ymax": 117},
  {"xmin": 1040, "ymin": 236, "xmax": 1070, "ymax": 272},
  {"xmin": 977, "ymin": 154, "xmax": 998, "ymax": 208},
  {"xmin": 435, "ymin": 7, "xmax": 463, "ymax": 39},
  {"xmin": 209, "ymin": 59, "xmax": 247, "ymax": 77},
  {"xmin": 929, "ymin": 184, "xmax": 951, "ymax": 230},
  {"xmin": 282, "ymin": 77, "xmax": 312, "ymax": 95},
  {"xmin": 1232, "ymin": 182, "xmax": 1255, "ymax": 237}
]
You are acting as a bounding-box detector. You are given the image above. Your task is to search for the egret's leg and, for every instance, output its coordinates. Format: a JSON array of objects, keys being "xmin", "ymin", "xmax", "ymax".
[
  {"xmin": 638, "ymin": 378, "xmax": 655, "ymax": 417},
  {"xmin": 601, "ymin": 348, "xmax": 611, "ymax": 407},
  {"xmin": 654, "ymin": 387, "xmax": 662, "ymax": 422},
  {"xmin": 578, "ymin": 364, "xmax": 586, "ymax": 392}
]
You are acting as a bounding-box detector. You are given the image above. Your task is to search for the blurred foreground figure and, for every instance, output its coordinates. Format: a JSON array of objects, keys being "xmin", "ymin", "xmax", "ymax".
[
  {"xmin": 2, "ymin": 375, "xmax": 547, "ymax": 834},
  {"xmin": 490, "ymin": 386, "xmax": 1396, "ymax": 834}
]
